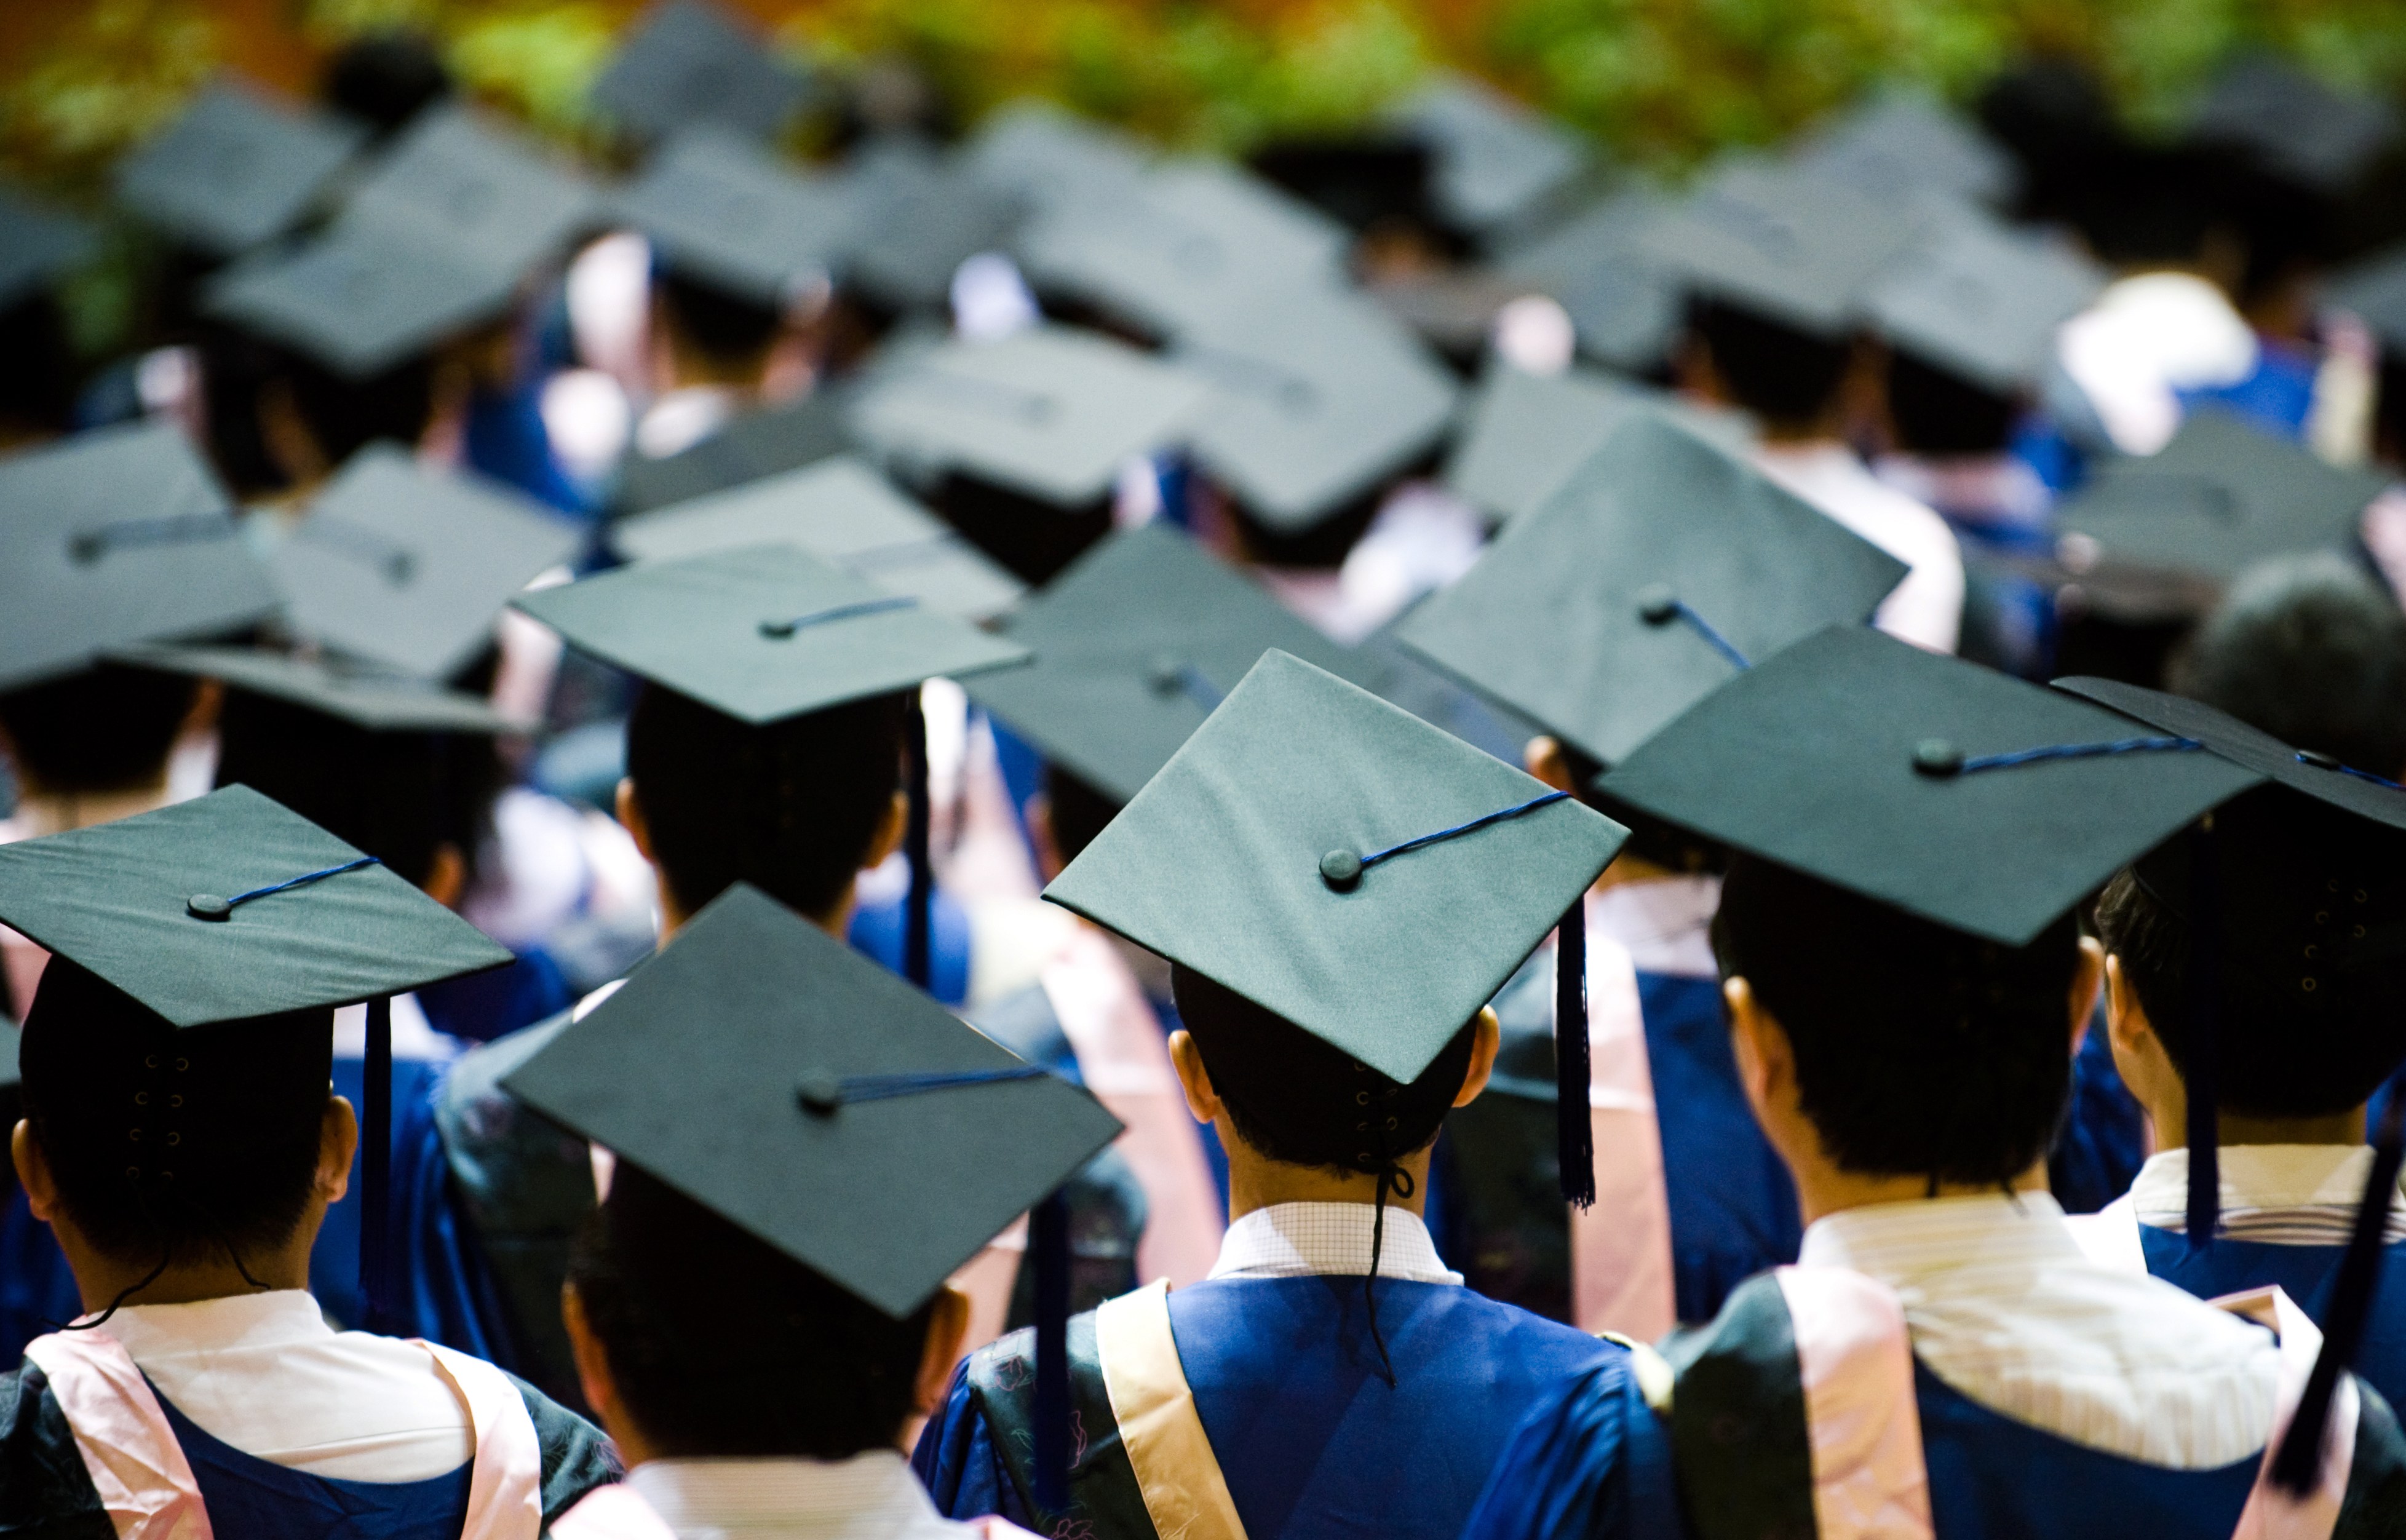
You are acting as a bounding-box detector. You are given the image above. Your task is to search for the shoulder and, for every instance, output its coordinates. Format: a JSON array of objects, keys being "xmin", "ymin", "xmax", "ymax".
[
  {"xmin": 0, "ymin": 1361, "xmax": 113, "ymax": 1538},
  {"xmin": 513, "ymin": 1371, "xmax": 624, "ymax": 1523},
  {"xmin": 437, "ymin": 1012, "xmax": 593, "ymax": 1218}
]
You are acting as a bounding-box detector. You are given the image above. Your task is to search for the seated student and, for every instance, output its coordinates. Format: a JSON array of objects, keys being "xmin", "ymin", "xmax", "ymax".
[
  {"xmin": 918, "ymin": 651, "xmax": 1677, "ymax": 1540},
  {"xmin": 0, "ymin": 787, "xmax": 615, "ymax": 1534},
  {"xmin": 1463, "ymin": 627, "xmax": 2406, "ymax": 1540}
]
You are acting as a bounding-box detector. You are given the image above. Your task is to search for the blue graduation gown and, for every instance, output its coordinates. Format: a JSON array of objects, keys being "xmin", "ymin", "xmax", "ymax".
[
  {"xmin": 847, "ymin": 885, "xmax": 975, "ymax": 1007},
  {"xmin": 2049, "ymin": 1014, "xmax": 2146, "ymax": 1215},
  {"xmin": 2142, "ymin": 1226, "xmax": 2406, "ymax": 1418},
  {"xmin": 0, "ymin": 1186, "xmax": 78, "ymax": 1365},
  {"xmin": 159, "ymin": 1391, "xmax": 474, "ymax": 1540}
]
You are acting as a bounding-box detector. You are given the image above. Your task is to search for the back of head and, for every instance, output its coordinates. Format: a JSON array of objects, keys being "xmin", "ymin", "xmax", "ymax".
[
  {"xmin": 657, "ymin": 269, "xmax": 784, "ymax": 371},
  {"xmin": 1888, "ymin": 348, "xmax": 2022, "ymax": 457},
  {"xmin": 2068, "ymin": 143, "xmax": 2232, "ymax": 271},
  {"xmin": 20, "ymin": 958, "xmax": 332, "ymax": 1269},
  {"xmin": 1712, "ymin": 854, "xmax": 2081, "ymax": 1185},
  {"xmin": 624, "ymin": 683, "xmax": 907, "ymax": 922},
  {"xmin": 322, "ymin": 30, "xmax": 454, "ymax": 139},
  {"xmin": 0, "ymin": 664, "xmax": 199, "ymax": 795},
  {"xmin": 568, "ymin": 1163, "xmax": 932, "ymax": 1457},
  {"xmin": 2173, "ymin": 551, "xmax": 2406, "ymax": 780},
  {"xmin": 1686, "ymin": 296, "xmax": 1852, "ymax": 429},
  {"xmin": 1171, "ymin": 963, "xmax": 1475, "ymax": 1175},
  {"xmin": 266, "ymin": 343, "xmax": 436, "ymax": 476},
  {"xmin": 0, "ymin": 292, "xmax": 79, "ymax": 439},
  {"xmin": 1042, "ymin": 765, "xmax": 1121, "ymax": 871}
]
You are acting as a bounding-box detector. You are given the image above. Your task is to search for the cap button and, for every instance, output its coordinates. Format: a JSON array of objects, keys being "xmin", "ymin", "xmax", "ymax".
[
  {"xmin": 1320, "ymin": 849, "xmax": 1363, "ymax": 891},
  {"xmin": 795, "ymin": 1071, "xmax": 844, "ymax": 1116},
  {"xmin": 2298, "ymin": 749, "xmax": 2344, "ymax": 771},
  {"xmin": 759, "ymin": 618, "xmax": 799, "ymax": 640},
  {"xmin": 1913, "ymin": 739, "xmax": 1965, "ymax": 777},
  {"xmin": 1146, "ymin": 654, "xmax": 1186, "ymax": 693},
  {"xmin": 1635, "ymin": 584, "xmax": 1678, "ymax": 626},
  {"xmin": 185, "ymin": 894, "xmax": 232, "ymax": 921}
]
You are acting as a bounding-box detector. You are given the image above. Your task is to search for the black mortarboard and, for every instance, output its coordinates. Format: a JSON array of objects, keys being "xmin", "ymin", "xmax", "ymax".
[
  {"xmin": 1640, "ymin": 159, "xmax": 1925, "ymax": 339},
  {"xmin": 1175, "ymin": 288, "xmax": 1459, "ymax": 533},
  {"xmin": 272, "ymin": 445, "xmax": 582, "ymax": 680},
  {"xmin": 1406, "ymin": 413, "xmax": 1907, "ymax": 767},
  {"xmin": 2188, "ymin": 54, "xmax": 2398, "ymax": 194},
  {"xmin": 614, "ymin": 127, "xmax": 854, "ymax": 308},
  {"xmin": 1600, "ymin": 625, "xmax": 2261, "ymax": 945},
  {"xmin": 610, "ymin": 454, "xmax": 1023, "ymax": 620},
  {"xmin": 848, "ymin": 326, "xmax": 1211, "ymax": 508},
  {"xmin": 963, "ymin": 522, "xmax": 1359, "ymax": 805},
  {"xmin": 1790, "ymin": 91, "xmax": 2017, "ymax": 208},
  {"xmin": 962, "ymin": 101, "xmax": 1149, "ymax": 216},
  {"xmin": 1388, "ymin": 73, "xmax": 1586, "ymax": 240},
  {"xmin": 111, "ymin": 643, "xmax": 531, "ymax": 734},
  {"xmin": 835, "ymin": 138, "xmax": 1020, "ymax": 313},
  {"xmin": 0, "ymin": 186, "xmax": 98, "ymax": 310},
  {"xmin": 1498, "ymin": 186, "xmax": 1683, "ymax": 372},
  {"xmin": 202, "ymin": 220, "xmax": 520, "ymax": 378},
  {"xmin": 612, "ymin": 384, "xmax": 854, "ymax": 515},
  {"xmin": 341, "ymin": 104, "xmax": 600, "ymax": 278},
  {"xmin": 2054, "ymin": 410, "xmax": 2392, "ymax": 585},
  {"xmin": 1443, "ymin": 359, "xmax": 1740, "ymax": 523},
  {"xmin": 1858, "ymin": 208, "xmax": 2104, "ymax": 395},
  {"xmin": 113, "ymin": 80, "xmax": 365, "ymax": 258},
  {"xmin": 591, "ymin": 0, "xmax": 812, "ymax": 147},
  {"xmin": 0, "ymin": 421, "xmax": 279, "ymax": 692}
]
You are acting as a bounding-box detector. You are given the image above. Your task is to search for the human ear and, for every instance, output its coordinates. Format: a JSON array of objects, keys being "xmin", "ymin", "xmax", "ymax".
[
  {"xmin": 1724, "ymin": 977, "xmax": 1789, "ymax": 1129},
  {"xmin": 14, "ymin": 1119, "xmax": 58, "ymax": 1224},
  {"xmin": 2068, "ymin": 935, "xmax": 2105, "ymax": 1055},
  {"xmin": 1454, "ymin": 1007, "xmax": 1499, "ymax": 1108},
  {"xmin": 1167, "ymin": 1030, "xmax": 1222, "ymax": 1126},
  {"xmin": 909, "ymin": 1284, "xmax": 974, "ymax": 1424},
  {"xmin": 862, "ymin": 790, "xmax": 910, "ymax": 872},
  {"xmin": 420, "ymin": 843, "xmax": 469, "ymax": 910},
  {"xmin": 1523, "ymin": 737, "xmax": 1576, "ymax": 795},
  {"xmin": 1025, "ymin": 793, "xmax": 1066, "ymax": 884},
  {"xmin": 616, "ymin": 778, "xmax": 655, "ymax": 864},
  {"xmin": 320, "ymin": 1095, "xmax": 359, "ymax": 1205},
  {"xmin": 562, "ymin": 1283, "xmax": 629, "ymax": 1450}
]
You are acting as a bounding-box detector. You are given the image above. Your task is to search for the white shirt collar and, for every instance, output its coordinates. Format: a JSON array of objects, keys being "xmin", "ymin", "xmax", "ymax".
[
  {"xmin": 103, "ymin": 1288, "xmax": 336, "ymax": 1359},
  {"xmin": 1586, "ymin": 876, "xmax": 1720, "ymax": 978},
  {"xmin": 1207, "ymin": 1202, "xmax": 1461, "ymax": 1285},
  {"xmin": 2128, "ymin": 1145, "xmax": 2406, "ymax": 1243},
  {"xmin": 628, "ymin": 1450, "xmax": 976, "ymax": 1539},
  {"xmin": 1801, "ymin": 1193, "xmax": 2279, "ymax": 1469}
]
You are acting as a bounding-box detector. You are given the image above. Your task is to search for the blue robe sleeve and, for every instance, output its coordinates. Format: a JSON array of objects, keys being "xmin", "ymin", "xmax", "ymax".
[
  {"xmin": 1458, "ymin": 1355, "xmax": 1681, "ymax": 1540},
  {"xmin": 912, "ymin": 1359, "xmax": 1033, "ymax": 1527},
  {"xmin": 2049, "ymin": 1005, "xmax": 2146, "ymax": 1215}
]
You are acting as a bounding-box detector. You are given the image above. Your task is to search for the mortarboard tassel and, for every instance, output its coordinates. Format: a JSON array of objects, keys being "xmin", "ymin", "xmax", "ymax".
[
  {"xmin": 2271, "ymin": 1090, "xmax": 2406, "ymax": 1494},
  {"xmin": 2185, "ymin": 820, "xmax": 2223, "ymax": 1256},
  {"xmin": 1031, "ymin": 1191, "xmax": 1073, "ymax": 1515},
  {"xmin": 904, "ymin": 690, "xmax": 935, "ymax": 993},
  {"xmin": 1556, "ymin": 894, "xmax": 1595, "ymax": 1210},
  {"xmin": 360, "ymin": 993, "xmax": 395, "ymax": 1335}
]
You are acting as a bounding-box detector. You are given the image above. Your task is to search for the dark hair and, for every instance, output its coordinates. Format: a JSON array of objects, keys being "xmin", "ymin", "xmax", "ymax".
[
  {"xmin": 0, "ymin": 293, "xmax": 79, "ymax": 436},
  {"xmin": 657, "ymin": 269, "xmax": 784, "ymax": 365},
  {"xmin": 935, "ymin": 473, "xmax": 1114, "ymax": 586},
  {"xmin": 1041, "ymin": 765, "xmax": 1121, "ymax": 870},
  {"xmin": 2095, "ymin": 792, "xmax": 2406, "ymax": 1119},
  {"xmin": 1710, "ymin": 854, "xmax": 2081, "ymax": 1185},
  {"xmin": 1887, "ymin": 349, "xmax": 2022, "ymax": 456},
  {"xmin": 624, "ymin": 683, "xmax": 907, "ymax": 922},
  {"xmin": 0, "ymin": 665, "xmax": 199, "ymax": 793},
  {"xmin": 2172, "ymin": 551, "xmax": 2406, "ymax": 780},
  {"xmin": 267, "ymin": 344, "xmax": 436, "ymax": 472},
  {"xmin": 1563, "ymin": 744, "xmax": 1726, "ymax": 876},
  {"xmin": 568, "ymin": 1164, "xmax": 935, "ymax": 1457},
  {"xmin": 214, "ymin": 690, "xmax": 500, "ymax": 890},
  {"xmin": 322, "ymin": 30, "xmax": 453, "ymax": 138},
  {"xmin": 2067, "ymin": 143, "xmax": 2233, "ymax": 269},
  {"xmin": 20, "ymin": 958, "xmax": 333, "ymax": 1269},
  {"xmin": 1171, "ymin": 963, "xmax": 1476, "ymax": 1175},
  {"xmin": 1686, "ymin": 297, "xmax": 1852, "ymax": 427}
]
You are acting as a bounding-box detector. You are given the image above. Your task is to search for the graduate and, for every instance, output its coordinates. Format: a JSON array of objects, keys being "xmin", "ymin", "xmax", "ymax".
[
  {"xmin": 498, "ymin": 883, "xmax": 1118, "ymax": 1539},
  {"xmin": 1462, "ymin": 625, "xmax": 2406, "ymax": 1540},
  {"xmin": 0, "ymin": 786, "xmax": 616, "ymax": 1534},
  {"xmin": 0, "ymin": 184, "xmax": 97, "ymax": 450},
  {"xmin": 918, "ymin": 649, "xmax": 1680, "ymax": 1540}
]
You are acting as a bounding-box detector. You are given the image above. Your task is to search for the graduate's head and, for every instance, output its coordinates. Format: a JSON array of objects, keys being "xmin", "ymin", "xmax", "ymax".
[
  {"xmin": 564, "ymin": 1162, "xmax": 963, "ymax": 1460},
  {"xmin": 256, "ymin": 343, "xmax": 436, "ymax": 491},
  {"xmin": 1886, "ymin": 348, "xmax": 2022, "ymax": 458},
  {"xmin": 1681, "ymin": 296, "xmax": 1854, "ymax": 434},
  {"xmin": 1711, "ymin": 853, "xmax": 2090, "ymax": 1189},
  {"xmin": 0, "ymin": 664, "xmax": 203, "ymax": 797},
  {"xmin": 1030, "ymin": 764, "xmax": 1122, "ymax": 881},
  {"xmin": 12, "ymin": 958, "xmax": 347, "ymax": 1282},
  {"xmin": 655, "ymin": 268, "xmax": 785, "ymax": 384},
  {"xmin": 621, "ymin": 683, "xmax": 910, "ymax": 931}
]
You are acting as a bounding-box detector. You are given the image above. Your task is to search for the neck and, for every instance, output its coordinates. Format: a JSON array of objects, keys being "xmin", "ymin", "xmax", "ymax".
[
  {"xmin": 52, "ymin": 1216, "xmax": 318, "ymax": 1315},
  {"xmin": 9, "ymin": 779, "xmax": 170, "ymax": 838},
  {"xmin": 2160, "ymin": 1106, "xmax": 2368, "ymax": 1152},
  {"xmin": 655, "ymin": 876, "xmax": 857, "ymax": 945},
  {"xmin": 1221, "ymin": 1127, "xmax": 1434, "ymax": 1223},
  {"xmin": 1792, "ymin": 1158, "xmax": 2050, "ymax": 1228}
]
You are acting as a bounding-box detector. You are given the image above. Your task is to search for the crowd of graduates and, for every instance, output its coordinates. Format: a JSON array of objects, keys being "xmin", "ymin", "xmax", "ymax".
[{"xmin": 9, "ymin": 3, "xmax": 2406, "ymax": 1536}]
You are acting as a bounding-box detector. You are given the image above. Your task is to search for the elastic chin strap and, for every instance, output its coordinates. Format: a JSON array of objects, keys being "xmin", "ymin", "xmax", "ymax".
[
  {"xmin": 1363, "ymin": 1159, "xmax": 1415, "ymax": 1390},
  {"xmin": 58, "ymin": 1174, "xmax": 270, "ymax": 1333}
]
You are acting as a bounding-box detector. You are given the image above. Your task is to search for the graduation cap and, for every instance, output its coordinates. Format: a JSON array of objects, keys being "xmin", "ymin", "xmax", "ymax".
[
  {"xmin": 1640, "ymin": 159, "xmax": 1926, "ymax": 339},
  {"xmin": 611, "ymin": 454, "xmax": 1023, "ymax": 621},
  {"xmin": 1443, "ymin": 359, "xmax": 1744, "ymax": 523},
  {"xmin": 0, "ymin": 186, "xmax": 98, "ymax": 311},
  {"xmin": 1790, "ymin": 91, "xmax": 2018, "ymax": 208},
  {"xmin": 341, "ymin": 105, "xmax": 599, "ymax": 279},
  {"xmin": 2188, "ymin": 54, "xmax": 2398, "ymax": 195},
  {"xmin": 113, "ymin": 80, "xmax": 365, "ymax": 259},
  {"xmin": 835, "ymin": 138, "xmax": 1020, "ymax": 313},
  {"xmin": 0, "ymin": 784, "xmax": 510, "ymax": 1328},
  {"xmin": 848, "ymin": 326, "xmax": 1212, "ymax": 508},
  {"xmin": 961, "ymin": 101, "xmax": 1151, "ymax": 218},
  {"xmin": 591, "ymin": 0, "xmax": 812, "ymax": 147},
  {"xmin": 110, "ymin": 643, "xmax": 532, "ymax": 734},
  {"xmin": 2055, "ymin": 410, "xmax": 2392, "ymax": 587},
  {"xmin": 0, "ymin": 421, "xmax": 280, "ymax": 693},
  {"xmin": 272, "ymin": 445, "xmax": 582, "ymax": 680},
  {"xmin": 963, "ymin": 522, "xmax": 1359, "ymax": 804},
  {"xmin": 1498, "ymin": 186, "xmax": 1683, "ymax": 372},
  {"xmin": 1405, "ymin": 413, "xmax": 1906, "ymax": 767},
  {"xmin": 1857, "ymin": 207, "xmax": 2103, "ymax": 396},
  {"xmin": 612, "ymin": 384, "xmax": 855, "ymax": 515},
  {"xmin": 1174, "ymin": 288, "xmax": 1459, "ymax": 533},
  {"xmin": 1388, "ymin": 73, "xmax": 1586, "ymax": 240},
  {"xmin": 2330, "ymin": 242, "xmax": 2406, "ymax": 354},
  {"xmin": 202, "ymin": 219, "xmax": 520, "ymax": 379},
  {"xmin": 504, "ymin": 881, "xmax": 1118, "ymax": 1508},
  {"xmin": 614, "ymin": 127, "xmax": 854, "ymax": 308}
]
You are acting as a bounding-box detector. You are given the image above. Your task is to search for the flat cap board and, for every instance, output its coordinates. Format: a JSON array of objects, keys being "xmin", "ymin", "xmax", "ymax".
[
  {"xmin": 511, "ymin": 542, "xmax": 1028, "ymax": 723},
  {"xmin": 1175, "ymin": 287, "xmax": 1459, "ymax": 531},
  {"xmin": 203, "ymin": 221, "xmax": 520, "ymax": 378},
  {"xmin": 1389, "ymin": 74, "xmax": 1585, "ymax": 236},
  {"xmin": 114, "ymin": 81, "xmax": 363, "ymax": 257},
  {"xmin": 0, "ymin": 421, "xmax": 279, "ymax": 691},
  {"xmin": 1046, "ymin": 649, "xmax": 1626, "ymax": 1084},
  {"xmin": 2189, "ymin": 55, "xmax": 2398, "ymax": 193},
  {"xmin": 2055, "ymin": 410, "xmax": 2392, "ymax": 583},
  {"xmin": 1790, "ymin": 92, "xmax": 2016, "ymax": 208},
  {"xmin": 1012, "ymin": 160, "xmax": 1349, "ymax": 339},
  {"xmin": 502, "ymin": 883, "xmax": 1120, "ymax": 1316},
  {"xmin": 0, "ymin": 1023, "xmax": 17, "ymax": 1090},
  {"xmin": 611, "ymin": 455, "xmax": 1023, "ymax": 619},
  {"xmin": 1600, "ymin": 625, "xmax": 2264, "ymax": 945},
  {"xmin": 613, "ymin": 386, "xmax": 854, "ymax": 514},
  {"xmin": 0, "ymin": 186, "xmax": 98, "ymax": 309},
  {"xmin": 1857, "ymin": 208, "xmax": 2105, "ymax": 394},
  {"xmin": 2326, "ymin": 243, "xmax": 2406, "ymax": 354},
  {"xmin": 591, "ymin": 0, "xmax": 810, "ymax": 145},
  {"xmin": 343, "ymin": 106, "xmax": 598, "ymax": 279},
  {"xmin": 836, "ymin": 139, "xmax": 1020, "ymax": 311},
  {"xmin": 962, "ymin": 102, "xmax": 1151, "ymax": 218},
  {"xmin": 848, "ymin": 327, "xmax": 1212, "ymax": 507},
  {"xmin": 0, "ymin": 785, "xmax": 510, "ymax": 1025},
  {"xmin": 1404, "ymin": 413, "xmax": 1907, "ymax": 766},
  {"xmin": 272, "ymin": 445, "xmax": 581, "ymax": 680},
  {"xmin": 1443, "ymin": 360, "xmax": 1707, "ymax": 522},
  {"xmin": 1640, "ymin": 159, "xmax": 1926, "ymax": 338},
  {"xmin": 963, "ymin": 522, "xmax": 1361, "ymax": 804},
  {"xmin": 112, "ymin": 643, "xmax": 531, "ymax": 734},
  {"xmin": 1499, "ymin": 188, "xmax": 1683, "ymax": 371},
  {"xmin": 615, "ymin": 127, "xmax": 854, "ymax": 306}
]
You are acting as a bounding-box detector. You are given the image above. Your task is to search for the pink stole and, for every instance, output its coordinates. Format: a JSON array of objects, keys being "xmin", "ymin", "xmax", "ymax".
[{"xmin": 1566, "ymin": 923, "xmax": 1677, "ymax": 1343}]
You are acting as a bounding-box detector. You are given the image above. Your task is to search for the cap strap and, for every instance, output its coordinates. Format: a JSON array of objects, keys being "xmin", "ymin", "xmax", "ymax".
[
  {"xmin": 1912, "ymin": 735, "xmax": 2204, "ymax": 777},
  {"xmin": 758, "ymin": 595, "xmax": 917, "ymax": 638},
  {"xmin": 1636, "ymin": 587, "xmax": 1750, "ymax": 671},
  {"xmin": 297, "ymin": 518, "xmax": 417, "ymax": 587},
  {"xmin": 1146, "ymin": 657, "xmax": 1223, "ymax": 713},
  {"xmin": 186, "ymin": 855, "xmax": 380, "ymax": 921},
  {"xmin": 2297, "ymin": 751, "xmax": 2406, "ymax": 793},
  {"xmin": 66, "ymin": 513, "xmax": 239, "ymax": 565},
  {"xmin": 797, "ymin": 1064, "xmax": 1052, "ymax": 1113},
  {"xmin": 1342, "ymin": 791, "xmax": 1572, "ymax": 883}
]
